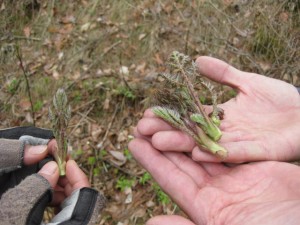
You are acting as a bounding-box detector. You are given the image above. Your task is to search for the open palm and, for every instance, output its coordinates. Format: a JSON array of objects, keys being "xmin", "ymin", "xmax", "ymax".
[
  {"xmin": 129, "ymin": 138, "xmax": 300, "ymax": 225},
  {"xmin": 136, "ymin": 56, "xmax": 300, "ymax": 163}
]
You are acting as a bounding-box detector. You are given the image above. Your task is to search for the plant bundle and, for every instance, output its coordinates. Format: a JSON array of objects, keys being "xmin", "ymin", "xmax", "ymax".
[
  {"xmin": 152, "ymin": 51, "xmax": 227, "ymax": 158},
  {"xmin": 49, "ymin": 88, "xmax": 71, "ymax": 176}
]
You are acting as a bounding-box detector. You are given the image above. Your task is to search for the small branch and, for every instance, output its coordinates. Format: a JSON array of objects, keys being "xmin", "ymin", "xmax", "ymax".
[
  {"xmin": 69, "ymin": 105, "xmax": 94, "ymax": 137},
  {"xmin": 15, "ymin": 46, "xmax": 35, "ymax": 125},
  {"xmin": 0, "ymin": 35, "xmax": 41, "ymax": 42},
  {"xmin": 97, "ymin": 105, "xmax": 119, "ymax": 149}
]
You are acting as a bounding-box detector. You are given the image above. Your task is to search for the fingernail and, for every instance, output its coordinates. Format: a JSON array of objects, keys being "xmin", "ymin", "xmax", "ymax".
[
  {"xmin": 29, "ymin": 145, "xmax": 48, "ymax": 155},
  {"xmin": 39, "ymin": 161, "xmax": 57, "ymax": 175}
]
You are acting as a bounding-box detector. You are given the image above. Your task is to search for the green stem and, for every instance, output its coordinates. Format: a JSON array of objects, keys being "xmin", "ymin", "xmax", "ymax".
[
  {"xmin": 195, "ymin": 126, "xmax": 227, "ymax": 158},
  {"xmin": 179, "ymin": 66, "xmax": 222, "ymax": 141}
]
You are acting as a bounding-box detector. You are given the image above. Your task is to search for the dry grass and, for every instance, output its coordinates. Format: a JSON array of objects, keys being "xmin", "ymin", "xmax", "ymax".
[{"xmin": 0, "ymin": 0, "xmax": 299, "ymax": 224}]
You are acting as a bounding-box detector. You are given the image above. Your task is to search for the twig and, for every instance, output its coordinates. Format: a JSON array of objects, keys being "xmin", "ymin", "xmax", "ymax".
[
  {"xmin": 71, "ymin": 99, "xmax": 97, "ymax": 113},
  {"xmin": 0, "ymin": 35, "xmax": 41, "ymax": 42},
  {"xmin": 87, "ymin": 40, "xmax": 122, "ymax": 70},
  {"xmin": 69, "ymin": 105, "xmax": 94, "ymax": 137},
  {"xmin": 15, "ymin": 46, "xmax": 35, "ymax": 125},
  {"xmin": 96, "ymin": 105, "xmax": 119, "ymax": 149}
]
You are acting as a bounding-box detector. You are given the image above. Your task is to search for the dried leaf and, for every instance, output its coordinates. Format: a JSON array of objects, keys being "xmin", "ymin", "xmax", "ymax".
[
  {"xmin": 61, "ymin": 15, "xmax": 76, "ymax": 24},
  {"xmin": 117, "ymin": 130, "xmax": 128, "ymax": 142},
  {"xmin": 23, "ymin": 26, "xmax": 31, "ymax": 38},
  {"xmin": 109, "ymin": 150, "xmax": 127, "ymax": 164}
]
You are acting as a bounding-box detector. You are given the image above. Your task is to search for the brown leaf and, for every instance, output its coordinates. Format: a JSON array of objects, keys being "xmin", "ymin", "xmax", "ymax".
[
  {"xmin": 154, "ymin": 53, "xmax": 163, "ymax": 65},
  {"xmin": 19, "ymin": 99, "xmax": 32, "ymax": 111},
  {"xmin": 23, "ymin": 26, "xmax": 31, "ymax": 38},
  {"xmin": 61, "ymin": 15, "xmax": 76, "ymax": 24},
  {"xmin": 117, "ymin": 130, "xmax": 128, "ymax": 143},
  {"xmin": 103, "ymin": 98, "xmax": 110, "ymax": 110},
  {"xmin": 109, "ymin": 150, "xmax": 127, "ymax": 166}
]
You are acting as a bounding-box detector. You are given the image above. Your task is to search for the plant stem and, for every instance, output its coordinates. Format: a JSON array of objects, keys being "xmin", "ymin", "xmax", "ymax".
[
  {"xmin": 178, "ymin": 65, "xmax": 222, "ymax": 141},
  {"xmin": 16, "ymin": 46, "xmax": 35, "ymax": 125}
]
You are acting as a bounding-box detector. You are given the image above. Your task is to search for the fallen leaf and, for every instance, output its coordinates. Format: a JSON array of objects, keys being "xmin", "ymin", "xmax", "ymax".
[
  {"xmin": 19, "ymin": 99, "xmax": 31, "ymax": 111},
  {"xmin": 53, "ymin": 70, "xmax": 60, "ymax": 79},
  {"xmin": 154, "ymin": 53, "xmax": 163, "ymax": 65},
  {"xmin": 124, "ymin": 187, "xmax": 132, "ymax": 204},
  {"xmin": 25, "ymin": 112, "xmax": 33, "ymax": 123},
  {"xmin": 81, "ymin": 22, "xmax": 91, "ymax": 32},
  {"xmin": 117, "ymin": 130, "xmax": 128, "ymax": 142},
  {"xmin": 1, "ymin": 2, "xmax": 5, "ymax": 11},
  {"xmin": 23, "ymin": 26, "xmax": 31, "ymax": 38},
  {"xmin": 119, "ymin": 66, "xmax": 129, "ymax": 75},
  {"xmin": 138, "ymin": 33, "xmax": 147, "ymax": 40},
  {"xmin": 61, "ymin": 15, "xmax": 76, "ymax": 24},
  {"xmin": 109, "ymin": 150, "xmax": 127, "ymax": 162},
  {"xmin": 103, "ymin": 98, "xmax": 110, "ymax": 110}
]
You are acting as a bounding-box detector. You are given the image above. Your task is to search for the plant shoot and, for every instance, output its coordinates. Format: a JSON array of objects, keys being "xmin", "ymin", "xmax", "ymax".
[
  {"xmin": 152, "ymin": 51, "xmax": 227, "ymax": 158},
  {"xmin": 49, "ymin": 88, "xmax": 71, "ymax": 176}
]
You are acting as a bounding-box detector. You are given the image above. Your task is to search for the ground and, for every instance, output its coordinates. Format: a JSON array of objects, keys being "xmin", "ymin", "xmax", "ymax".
[{"xmin": 0, "ymin": 0, "xmax": 299, "ymax": 224}]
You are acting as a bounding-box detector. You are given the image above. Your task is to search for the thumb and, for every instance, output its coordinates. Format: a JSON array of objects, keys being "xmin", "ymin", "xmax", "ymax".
[
  {"xmin": 23, "ymin": 145, "xmax": 48, "ymax": 165},
  {"xmin": 196, "ymin": 56, "xmax": 252, "ymax": 89},
  {"xmin": 146, "ymin": 215, "xmax": 196, "ymax": 225},
  {"xmin": 38, "ymin": 161, "xmax": 59, "ymax": 188}
]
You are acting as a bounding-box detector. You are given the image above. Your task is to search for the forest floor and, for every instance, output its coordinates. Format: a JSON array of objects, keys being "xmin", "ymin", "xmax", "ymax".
[{"xmin": 0, "ymin": 0, "xmax": 299, "ymax": 224}]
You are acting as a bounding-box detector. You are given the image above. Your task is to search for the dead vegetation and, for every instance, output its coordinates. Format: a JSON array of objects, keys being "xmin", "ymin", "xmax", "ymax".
[{"xmin": 0, "ymin": 0, "xmax": 299, "ymax": 224}]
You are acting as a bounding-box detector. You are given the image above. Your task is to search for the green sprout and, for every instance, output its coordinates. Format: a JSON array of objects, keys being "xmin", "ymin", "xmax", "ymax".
[
  {"xmin": 49, "ymin": 88, "xmax": 71, "ymax": 176},
  {"xmin": 152, "ymin": 51, "xmax": 227, "ymax": 158}
]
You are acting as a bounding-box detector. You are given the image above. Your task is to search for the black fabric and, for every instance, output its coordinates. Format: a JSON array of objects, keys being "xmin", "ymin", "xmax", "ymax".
[
  {"xmin": 60, "ymin": 188, "xmax": 98, "ymax": 225},
  {"xmin": 0, "ymin": 126, "xmax": 54, "ymax": 139},
  {"xmin": 0, "ymin": 126, "xmax": 54, "ymax": 197},
  {"xmin": 26, "ymin": 189, "xmax": 52, "ymax": 225},
  {"xmin": 0, "ymin": 156, "xmax": 54, "ymax": 197}
]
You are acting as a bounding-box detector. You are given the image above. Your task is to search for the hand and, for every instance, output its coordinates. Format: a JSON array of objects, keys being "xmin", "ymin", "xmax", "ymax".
[
  {"xmin": 0, "ymin": 127, "xmax": 106, "ymax": 225},
  {"xmin": 0, "ymin": 127, "xmax": 54, "ymax": 195},
  {"xmin": 129, "ymin": 138, "xmax": 300, "ymax": 225},
  {"xmin": 136, "ymin": 56, "xmax": 300, "ymax": 163}
]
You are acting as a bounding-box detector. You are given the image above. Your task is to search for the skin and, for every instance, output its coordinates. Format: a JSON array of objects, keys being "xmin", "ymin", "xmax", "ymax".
[
  {"xmin": 136, "ymin": 56, "xmax": 300, "ymax": 163},
  {"xmin": 23, "ymin": 139, "xmax": 90, "ymax": 208},
  {"xmin": 129, "ymin": 56, "xmax": 300, "ymax": 224},
  {"xmin": 129, "ymin": 138, "xmax": 300, "ymax": 225}
]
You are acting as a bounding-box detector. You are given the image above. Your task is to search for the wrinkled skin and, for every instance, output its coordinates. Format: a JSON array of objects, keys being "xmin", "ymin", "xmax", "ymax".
[
  {"xmin": 136, "ymin": 56, "xmax": 300, "ymax": 163},
  {"xmin": 24, "ymin": 140, "xmax": 90, "ymax": 207},
  {"xmin": 129, "ymin": 56, "xmax": 300, "ymax": 224},
  {"xmin": 129, "ymin": 138, "xmax": 300, "ymax": 225}
]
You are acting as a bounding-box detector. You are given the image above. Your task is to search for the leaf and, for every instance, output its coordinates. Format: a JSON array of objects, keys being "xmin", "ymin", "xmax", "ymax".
[
  {"xmin": 23, "ymin": 26, "xmax": 31, "ymax": 38},
  {"xmin": 190, "ymin": 113, "xmax": 206, "ymax": 126},
  {"xmin": 109, "ymin": 150, "xmax": 127, "ymax": 166},
  {"xmin": 152, "ymin": 106, "xmax": 183, "ymax": 127}
]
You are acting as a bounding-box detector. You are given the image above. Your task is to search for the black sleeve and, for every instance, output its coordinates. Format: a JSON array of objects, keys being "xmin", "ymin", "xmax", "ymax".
[
  {"xmin": 0, "ymin": 126, "xmax": 54, "ymax": 139},
  {"xmin": 0, "ymin": 126, "xmax": 54, "ymax": 197}
]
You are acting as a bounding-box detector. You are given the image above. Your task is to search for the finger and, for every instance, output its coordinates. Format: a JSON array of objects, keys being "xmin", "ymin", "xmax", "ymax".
[
  {"xmin": 64, "ymin": 160, "xmax": 90, "ymax": 196},
  {"xmin": 200, "ymin": 162, "xmax": 230, "ymax": 176},
  {"xmin": 47, "ymin": 139, "xmax": 58, "ymax": 156},
  {"xmin": 38, "ymin": 161, "xmax": 59, "ymax": 188},
  {"xmin": 196, "ymin": 56, "xmax": 252, "ymax": 89},
  {"xmin": 191, "ymin": 147, "xmax": 223, "ymax": 162},
  {"xmin": 23, "ymin": 145, "xmax": 48, "ymax": 165},
  {"xmin": 133, "ymin": 127, "xmax": 152, "ymax": 143},
  {"xmin": 152, "ymin": 131, "xmax": 195, "ymax": 152},
  {"xmin": 143, "ymin": 108, "xmax": 156, "ymax": 118},
  {"xmin": 129, "ymin": 139, "xmax": 203, "ymax": 207},
  {"xmin": 137, "ymin": 117, "xmax": 174, "ymax": 136},
  {"xmin": 146, "ymin": 215, "xmax": 196, "ymax": 225},
  {"xmin": 192, "ymin": 141, "xmax": 267, "ymax": 163},
  {"xmin": 51, "ymin": 188, "xmax": 66, "ymax": 206},
  {"xmin": 163, "ymin": 152, "xmax": 210, "ymax": 187}
]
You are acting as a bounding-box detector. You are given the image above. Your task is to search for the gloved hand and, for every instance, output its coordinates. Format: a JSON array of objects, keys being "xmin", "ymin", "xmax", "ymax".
[{"xmin": 0, "ymin": 127, "xmax": 106, "ymax": 225}]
